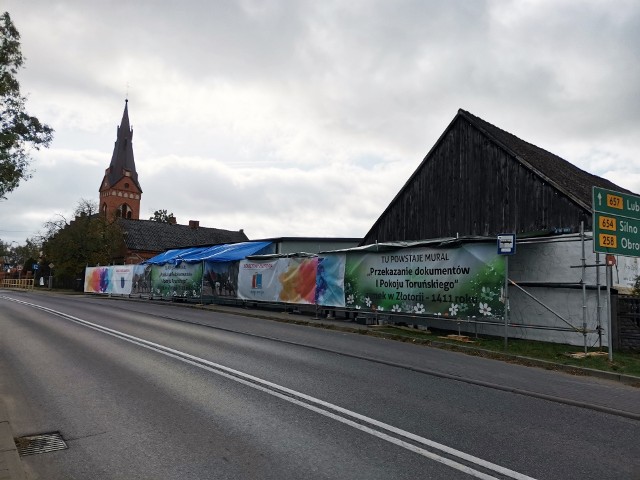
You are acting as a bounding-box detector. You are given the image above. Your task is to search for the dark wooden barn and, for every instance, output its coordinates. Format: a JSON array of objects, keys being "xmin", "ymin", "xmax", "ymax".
[{"xmin": 362, "ymin": 109, "xmax": 631, "ymax": 245}]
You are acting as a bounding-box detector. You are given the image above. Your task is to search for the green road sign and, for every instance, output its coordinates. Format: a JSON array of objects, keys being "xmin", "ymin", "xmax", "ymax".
[
  {"xmin": 593, "ymin": 212, "xmax": 640, "ymax": 255},
  {"xmin": 593, "ymin": 187, "xmax": 640, "ymax": 256},
  {"xmin": 592, "ymin": 186, "xmax": 640, "ymax": 220}
]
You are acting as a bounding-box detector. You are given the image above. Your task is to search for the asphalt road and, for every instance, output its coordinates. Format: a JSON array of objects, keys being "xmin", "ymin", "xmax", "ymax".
[{"xmin": 0, "ymin": 290, "xmax": 639, "ymax": 479}]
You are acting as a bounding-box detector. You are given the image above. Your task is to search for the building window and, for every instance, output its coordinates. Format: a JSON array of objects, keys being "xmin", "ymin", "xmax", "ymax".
[{"xmin": 118, "ymin": 203, "xmax": 133, "ymax": 219}]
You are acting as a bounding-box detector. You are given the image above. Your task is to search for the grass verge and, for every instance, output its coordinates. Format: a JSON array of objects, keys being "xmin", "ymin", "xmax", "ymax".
[{"xmin": 372, "ymin": 326, "xmax": 640, "ymax": 379}]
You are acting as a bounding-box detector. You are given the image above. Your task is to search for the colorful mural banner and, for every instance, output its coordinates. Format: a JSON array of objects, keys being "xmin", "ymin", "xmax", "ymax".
[
  {"xmin": 84, "ymin": 266, "xmax": 112, "ymax": 293},
  {"xmin": 150, "ymin": 262, "xmax": 204, "ymax": 299},
  {"xmin": 84, "ymin": 265, "xmax": 141, "ymax": 295},
  {"xmin": 238, "ymin": 257, "xmax": 319, "ymax": 304},
  {"xmin": 316, "ymin": 254, "xmax": 346, "ymax": 307},
  {"xmin": 344, "ymin": 244, "xmax": 505, "ymax": 317},
  {"xmin": 278, "ymin": 257, "xmax": 318, "ymax": 304}
]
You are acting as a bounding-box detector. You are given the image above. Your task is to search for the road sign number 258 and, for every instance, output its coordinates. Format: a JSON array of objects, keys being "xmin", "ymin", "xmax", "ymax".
[{"xmin": 599, "ymin": 234, "xmax": 617, "ymax": 248}]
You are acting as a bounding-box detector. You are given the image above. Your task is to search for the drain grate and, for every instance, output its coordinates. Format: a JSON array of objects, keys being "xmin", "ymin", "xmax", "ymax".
[{"xmin": 14, "ymin": 432, "xmax": 68, "ymax": 456}]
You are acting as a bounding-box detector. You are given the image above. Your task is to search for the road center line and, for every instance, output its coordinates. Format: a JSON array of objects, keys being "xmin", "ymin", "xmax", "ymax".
[{"xmin": 4, "ymin": 296, "xmax": 537, "ymax": 480}]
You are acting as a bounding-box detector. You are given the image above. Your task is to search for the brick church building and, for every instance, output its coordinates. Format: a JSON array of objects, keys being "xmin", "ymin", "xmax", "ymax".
[{"xmin": 100, "ymin": 101, "xmax": 248, "ymax": 264}]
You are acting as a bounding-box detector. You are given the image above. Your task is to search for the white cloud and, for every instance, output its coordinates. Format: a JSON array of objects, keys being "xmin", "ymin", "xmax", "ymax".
[{"xmin": 2, "ymin": 0, "xmax": 640, "ymax": 247}]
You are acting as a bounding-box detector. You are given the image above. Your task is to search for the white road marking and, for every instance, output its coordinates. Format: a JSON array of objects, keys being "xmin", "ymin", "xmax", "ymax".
[{"xmin": 3, "ymin": 296, "xmax": 538, "ymax": 479}]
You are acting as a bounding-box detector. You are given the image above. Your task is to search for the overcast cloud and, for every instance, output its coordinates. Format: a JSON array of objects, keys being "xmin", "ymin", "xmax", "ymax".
[{"xmin": 2, "ymin": 0, "xmax": 640, "ymax": 245}]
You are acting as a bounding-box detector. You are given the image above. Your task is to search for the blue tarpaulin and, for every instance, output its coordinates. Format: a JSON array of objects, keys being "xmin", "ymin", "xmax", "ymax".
[{"xmin": 142, "ymin": 241, "xmax": 273, "ymax": 265}]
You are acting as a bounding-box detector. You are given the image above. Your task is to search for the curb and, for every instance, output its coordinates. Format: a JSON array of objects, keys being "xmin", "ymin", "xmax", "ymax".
[{"xmin": 0, "ymin": 400, "xmax": 26, "ymax": 480}]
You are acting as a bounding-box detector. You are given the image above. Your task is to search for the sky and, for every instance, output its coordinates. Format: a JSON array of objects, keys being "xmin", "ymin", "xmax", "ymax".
[{"xmin": 1, "ymin": 0, "xmax": 640, "ymax": 246}]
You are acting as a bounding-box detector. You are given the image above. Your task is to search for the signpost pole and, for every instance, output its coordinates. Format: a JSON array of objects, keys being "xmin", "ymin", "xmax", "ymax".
[
  {"xmin": 581, "ymin": 222, "xmax": 588, "ymax": 354},
  {"xmin": 607, "ymin": 265, "xmax": 613, "ymax": 362},
  {"xmin": 504, "ymin": 255, "xmax": 509, "ymax": 351},
  {"xmin": 497, "ymin": 233, "xmax": 515, "ymax": 351},
  {"xmin": 595, "ymin": 253, "xmax": 602, "ymax": 349}
]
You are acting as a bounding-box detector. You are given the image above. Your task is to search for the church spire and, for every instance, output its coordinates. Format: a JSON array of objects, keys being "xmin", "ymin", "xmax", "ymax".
[
  {"xmin": 106, "ymin": 99, "xmax": 140, "ymax": 190},
  {"xmin": 99, "ymin": 100, "xmax": 142, "ymax": 220}
]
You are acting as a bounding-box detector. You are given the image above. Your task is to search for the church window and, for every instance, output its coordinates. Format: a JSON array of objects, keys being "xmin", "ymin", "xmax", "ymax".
[{"xmin": 118, "ymin": 203, "xmax": 133, "ymax": 219}]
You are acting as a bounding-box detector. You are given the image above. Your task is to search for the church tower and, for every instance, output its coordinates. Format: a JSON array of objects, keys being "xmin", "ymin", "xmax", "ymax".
[{"xmin": 99, "ymin": 99, "xmax": 142, "ymax": 219}]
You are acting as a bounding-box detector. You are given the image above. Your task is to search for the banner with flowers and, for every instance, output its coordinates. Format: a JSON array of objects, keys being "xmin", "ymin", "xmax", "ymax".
[
  {"xmin": 149, "ymin": 262, "xmax": 204, "ymax": 299},
  {"xmin": 344, "ymin": 244, "xmax": 505, "ymax": 317}
]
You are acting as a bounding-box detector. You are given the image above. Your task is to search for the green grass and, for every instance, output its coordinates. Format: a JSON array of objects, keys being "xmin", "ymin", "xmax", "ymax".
[{"xmin": 373, "ymin": 326, "xmax": 640, "ymax": 379}]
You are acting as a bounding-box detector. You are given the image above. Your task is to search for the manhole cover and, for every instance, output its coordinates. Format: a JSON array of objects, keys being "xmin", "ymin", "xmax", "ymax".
[{"xmin": 14, "ymin": 432, "xmax": 68, "ymax": 456}]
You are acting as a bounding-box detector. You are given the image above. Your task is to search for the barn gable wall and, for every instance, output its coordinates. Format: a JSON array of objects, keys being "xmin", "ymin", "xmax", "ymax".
[{"xmin": 363, "ymin": 117, "xmax": 590, "ymax": 244}]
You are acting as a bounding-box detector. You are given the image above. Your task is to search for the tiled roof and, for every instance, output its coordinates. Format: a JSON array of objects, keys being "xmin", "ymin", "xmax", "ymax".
[
  {"xmin": 118, "ymin": 218, "xmax": 249, "ymax": 252},
  {"xmin": 458, "ymin": 109, "xmax": 632, "ymax": 209}
]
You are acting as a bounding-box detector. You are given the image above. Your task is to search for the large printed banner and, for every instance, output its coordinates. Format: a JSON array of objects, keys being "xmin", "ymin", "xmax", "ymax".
[
  {"xmin": 111, "ymin": 265, "xmax": 135, "ymax": 295},
  {"xmin": 84, "ymin": 266, "xmax": 112, "ymax": 293},
  {"xmin": 203, "ymin": 261, "xmax": 239, "ymax": 297},
  {"xmin": 238, "ymin": 259, "xmax": 283, "ymax": 301},
  {"xmin": 344, "ymin": 244, "xmax": 505, "ymax": 317},
  {"xmin": 131, "ymin": 264, "xmax": 152, "ymax": 295},
  {"xmin": 238, "ymin": 257, "xmax": 318, "ymax": 304},
  {"xmin": 83, "ymin": 243, "xmax": 504, "ymax": 318},
  {"xmin": 279, "ymin": 257, "xmax": 317, "ymax": 304},
  {"xmin": 150, "ymin": 262, "xmax": 204, "ymax": 299},
  {"xmin": 84, "ymin": 265, "xmax": 135, "ymax": 294},
  {"xmin": 316, "ymin": 254, "xmax": 346, "ymax": 307}
]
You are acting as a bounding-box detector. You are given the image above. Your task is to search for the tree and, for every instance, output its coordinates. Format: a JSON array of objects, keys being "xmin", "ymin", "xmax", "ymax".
[
  {"xmin": 0, "ymin": 12, "xmax": 54, "ymax": 199},
  {"xmin": 12, "ymin": 237, "xmax": 40, "ymax": 267},
  {"xmin": 42, "ymin": 199, "xmax": 125, "ymax": 287},
  {"xmin": 149, "ymin": 209, "xmax": 175, "ymax": 223},
  {"xmin": 0, "ymin": 236, "xmax": 40, "ymax": 279}
]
